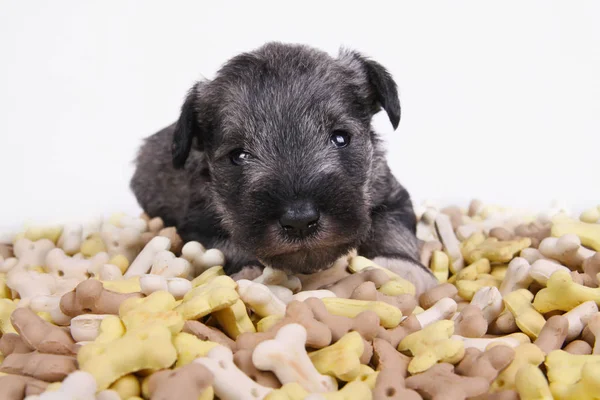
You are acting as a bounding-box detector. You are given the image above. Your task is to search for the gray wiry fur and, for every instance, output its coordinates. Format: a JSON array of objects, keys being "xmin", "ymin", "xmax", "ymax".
[{"xmin": 130, "ymin": 42, "xmax": 438, "ymax": 294}]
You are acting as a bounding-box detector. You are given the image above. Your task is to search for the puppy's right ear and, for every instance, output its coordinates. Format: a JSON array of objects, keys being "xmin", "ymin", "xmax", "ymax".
[{"xmin": 172, "ymin": 84, "xmax": 203, "ymax": 169}]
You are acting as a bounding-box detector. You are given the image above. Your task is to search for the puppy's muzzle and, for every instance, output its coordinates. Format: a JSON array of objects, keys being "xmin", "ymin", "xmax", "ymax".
[{"xmin": 279, "ymin": 199, "xmax": 320, "ymax": 238}]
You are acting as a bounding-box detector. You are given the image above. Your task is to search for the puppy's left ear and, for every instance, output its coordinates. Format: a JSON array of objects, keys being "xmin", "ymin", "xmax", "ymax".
[
  {"xmin": 339, "ymin": 50, "xmax": 401, "ymax": 130},
  {"xmin": 172, "ymin": 83, "xmax": 204, "ymax": 169}
]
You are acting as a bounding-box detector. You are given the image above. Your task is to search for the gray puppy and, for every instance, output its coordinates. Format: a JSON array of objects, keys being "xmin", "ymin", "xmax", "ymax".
[{"xmin": 130, "ymin": 42, "xmax": 438, "ymax": 294}]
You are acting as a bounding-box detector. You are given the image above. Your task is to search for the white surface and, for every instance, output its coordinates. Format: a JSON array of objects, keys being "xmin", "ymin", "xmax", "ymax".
[{"xmin": 1, "ymin": 1, "xmax": 599, "ymax": 240}]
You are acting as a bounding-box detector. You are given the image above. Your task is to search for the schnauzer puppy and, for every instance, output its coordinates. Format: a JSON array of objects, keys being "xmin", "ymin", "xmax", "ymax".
[{"xmin": 130, "ymin": 42, "xmax": 438, "ymax": 294}]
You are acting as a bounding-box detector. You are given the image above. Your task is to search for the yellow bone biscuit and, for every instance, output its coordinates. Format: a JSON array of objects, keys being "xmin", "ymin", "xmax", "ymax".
[
  {"xmin": 173, "ymin": 332, "xmax": 219, "ymax": 367},
  {"xmin": 544, "ymin": 350, "xmax": 600, "ymax": 396},
  {"xmin": 321, "ymin": 297, "xmax": 402, "ymax": 329},
  {"xmin": 78, "ymin": 324, "xmax": 177, "ymax": 390},
  {"xmin": 236, "ymin": 279, "xmax": 286, "ymax": 318},
  {"xmin": 398, "ymin": 319, "xmax": 465, "ymax": 374},
  {"xmin": 456, "ymin": 277, "xmax": 500, "ymax": 301},
  {"xmin": 175, "ymin": 275, "xmax": 239, "ymax": 320},
  {"xmin": 490, "ymin": 343, "xmax": 545, "ymax": 393},
  {"xmin": 212, "ymin": 298, "xmax": 256, "ymax": 339},
  {"xmin": 515, "ymin": 364, "xmax": 553, "ymax": 400},
  {"xmin": 532, "ymin": 269, "xmax": 600, "ymax": 312},
  {"xmin": 550, "ymin": 361, "xmax": 600, "ymax": 400},
  {"xmin": 100, "ymin": 277, "xmax": 142, "ymax": 294},
  {"xmin": 503, "ymin": 289, "xmax": 546, "ymax": 339},
  {"xmin": 94, "ymin": 315, "xmax": 125, "ymax": 344},
  {"xmin": 190, "ymin": 265, "xmax": 225, "ymax": 288},
  {"xmin": 464, "ymin": 237, "xmax": 531, "ymax": 264},
  {"xmin": 429, "ymin": 250, "xmax": 449, "ymax": 283},
  {"xmin": 0, "ymin": 298, "xmax": 17, "ymax": 334},
  {"xmin": 118, "ymin": 290, "xmax": 184, "ymax": 334},
  {"xmin": 109, "ymin": 374, "xmax": 141, "ymax": 399},
  {"xmin": 348, "ymin": 256, "xmax": 416, "ymax": 295},
  {"xmin": 308, "ymin": 331, "xmax": 364, "ymax": 381},
  {"xmin": 552, "ymin": 220, "xmax": 600, "ymax": 251},
  {"xmin": 452, "ymin": 258, "xmax": 490, "ymax": 282}
]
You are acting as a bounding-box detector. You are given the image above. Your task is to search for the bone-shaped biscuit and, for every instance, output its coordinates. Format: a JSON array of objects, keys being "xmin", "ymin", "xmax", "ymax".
[
  {"xmin": 194, "ymin": 344, "xmax": 274, "ymax": 400},
  {"xmin": 252, "ymin": 323, "xmax": 337, "ymax": 393}
]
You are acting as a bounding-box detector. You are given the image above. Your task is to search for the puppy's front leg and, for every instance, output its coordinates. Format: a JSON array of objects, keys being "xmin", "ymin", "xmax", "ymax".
[{"xmin": 359, "ymin": 190, "xmax": 439, "ymax": 296}]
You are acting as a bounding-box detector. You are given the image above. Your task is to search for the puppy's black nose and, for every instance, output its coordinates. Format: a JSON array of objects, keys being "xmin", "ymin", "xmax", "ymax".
[{"xmin": 279, "ymin": 200, "xmax": 320, "ymax": 237}]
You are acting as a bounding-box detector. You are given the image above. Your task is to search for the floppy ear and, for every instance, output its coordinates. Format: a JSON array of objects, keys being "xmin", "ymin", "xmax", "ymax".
[
  {"xmin": 172, "ymin": 83, "xmax": 204, "ymax": 169},
  {"xmin": 341, "ymin": 50, "xmax": 401, "ymax": 130}
]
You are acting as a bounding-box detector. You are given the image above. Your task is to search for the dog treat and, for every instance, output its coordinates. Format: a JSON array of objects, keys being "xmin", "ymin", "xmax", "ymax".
[
  {"xmin": 533, "ymin": 315, "xmax": 569, "ymax": 354},
  {"xmin": 172, "ymin": 332, "xmax": 218, "ymax": 367},
  {"xmin": 252, "ymin": 323, "xmax": 337, "ymax": 393},
  {"xmin": 470, "ymin": 286, "xmax": 504, "ymax": 324},
  {"xmin": 77, "ymin": 324, "xmax": 177, "ymax": 390},
  {"xmin": 236, "ymin": 279, "xmax": 287, "ymax": 318},
  {"xmin": 405, "ymin": 362, "xmax": 489, "ymax": 399},
  {"xmin": 419, "ymin": 282, "xmax": 457, "ymax": 309},
  {"xmin": 107, "ymin": 374, "xmax": 141, "ymax": 399},
  {"xmin": 502, "ymin": 289, "xmax": 546, "ymax": 339},
  {"xmin": 545, "ymin": 350, "xmax": 600, "ymax": 398},
  {"xmin": 350, "ymin": 281, "xmax": 417, "ymax": 316},
  {"xmin": 514, "ymin": 363, "xmax": 553, "ymax": 400},
  {"xmin": 348, "ymin": 256, "xmax": 417, "ymax": 295},
  {"xmin": 325, "ymin": 268, "xmax": 390, "ymax": 298},
  {"xmin": 237, "ymin": 300, "xmax": 332, "ymax": 351},
  {"xmin": 582, "ymin": 253, "xmax": 600, "ymax": 287},
  {"xmin": 398, "ymin": 320, "xmax": 465, "ymax": 374},
  {"xmin": 0, "ymin": 351, "xmax": 78, "ymax": 382},
  {"xmin": 233, "ymin": 348, "xmax": 281, "ymax": 389},
  {"xmin": 181, "ymin": 241, "xmax": 226, "ymax": 276},
  {"xmin": 430, "ymin": 250, "xmax": 450, "ymax": 283},
  {"xmin": 539, "ymin": 234, "xmax": 595, "ymax": 269},
  {"xmin": 148, "ymin": 249, "xmax": 192, "ymax": 279},
  {"xmin": 453, "ymin": 304, "xmax": 488, "ymax": 337},
  {"xmin": 10, "ymin": 308, "xmax": 75, "ymax": 355},
  {"xmin": 4, "ymin": 203, "xmax": 600, "ymax": 399},
  {"xmin": 490, "ymin": 343, "xmax": 545, "ymax": 392},
  {"xmin": 175, "ymin": 275, "xmax": 239, "ymax": 320},
  {"xmin": 498, "ymin": 257, "xmax": 533, "ymax": 295},
  {"xmin": 372, "ymin": 368, "xmax": 421, "ymax": 400},
  {"xmin": 552, "ymin": 220, "xmax": 600, "ymax": 252},
  {"xmin": 533, "ymin": 269, "xmax": 600, "ymax": 312},
  {"xmin": 308, "ymin": 331, "xmax": 364, "ymax": 381},
  {"xmin": 451, "ymin": 332, "xmax": 530, "ymax": 352},
  {"xmin": 304, "ymin": 297, "xmax": 379, "ymax": 342},
  {"xmin": 59, "ymin": 279, "xmax": 143, "ymax": 317},
  {"xmin": 320, "ymin": 297, "xmax": 402, "ymax": 329},
  {"xmin": 146, "ymin": 363, "xmax": 214, "ymax": 400},
  {"xmin": 455, "ymin": 346, "xmax": 515, "ymax": 383},
  {"xmin": 435, "ymin": 213, "xmax": 465, "ymax": 273},
  {"xmin": 0, "ymin": 374, "xmax": 49, "ymax": 400},
  {"xmin": 183, "ymin": 320, "xmax": 237, "ymax": 350}
]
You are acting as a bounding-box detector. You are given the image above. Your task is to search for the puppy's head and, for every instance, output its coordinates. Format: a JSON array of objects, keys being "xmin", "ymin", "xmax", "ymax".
[{"xmin": 172, "ymin": 42, "xmax": 401, "ymax": 273}]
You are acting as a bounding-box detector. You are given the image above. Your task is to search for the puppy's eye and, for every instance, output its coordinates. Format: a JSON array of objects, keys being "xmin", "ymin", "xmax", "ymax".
[
  {"xmin": 330, "ymin": 131, "xmax": 350, "ymax": 148},
  {"xmin": 229, "ymin": 149, "xmax": 252, "ymax": 165}
]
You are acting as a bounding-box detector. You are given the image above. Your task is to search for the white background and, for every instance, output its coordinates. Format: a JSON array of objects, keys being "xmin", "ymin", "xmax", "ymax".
[{"xmin": 1, "ymin": 1, "xmax": 599, "ymax": 241}]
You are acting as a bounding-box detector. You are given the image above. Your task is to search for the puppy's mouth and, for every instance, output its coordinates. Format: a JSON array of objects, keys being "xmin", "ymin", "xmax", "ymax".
[
  {"xmin": 252, "ymin": 219, "xmax": 366, "ymax": 274},
  {"xmin": 257, "ymin": 242, "xmax": 357, "ymax": 274}
]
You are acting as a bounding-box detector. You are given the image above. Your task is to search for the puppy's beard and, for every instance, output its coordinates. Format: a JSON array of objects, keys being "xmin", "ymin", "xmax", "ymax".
[{"xmin": 257, "ymin": 242, "xmax": 358, "ymax": 274}]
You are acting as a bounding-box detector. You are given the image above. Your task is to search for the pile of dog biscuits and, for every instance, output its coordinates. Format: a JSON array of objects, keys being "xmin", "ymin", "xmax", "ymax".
[{"xmin": 1, "ymin": 201, "xmax": 600, "ymax": 400}]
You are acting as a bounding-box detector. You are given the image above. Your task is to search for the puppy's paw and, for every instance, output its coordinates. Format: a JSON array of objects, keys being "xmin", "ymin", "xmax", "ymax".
[
  {"xmin": 230, "ymin": 265, "xmax": 264, "ymax": 281},
  {"xmin": 372, "ymin": 256, "xmax": 439, "ymax": 296}
]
